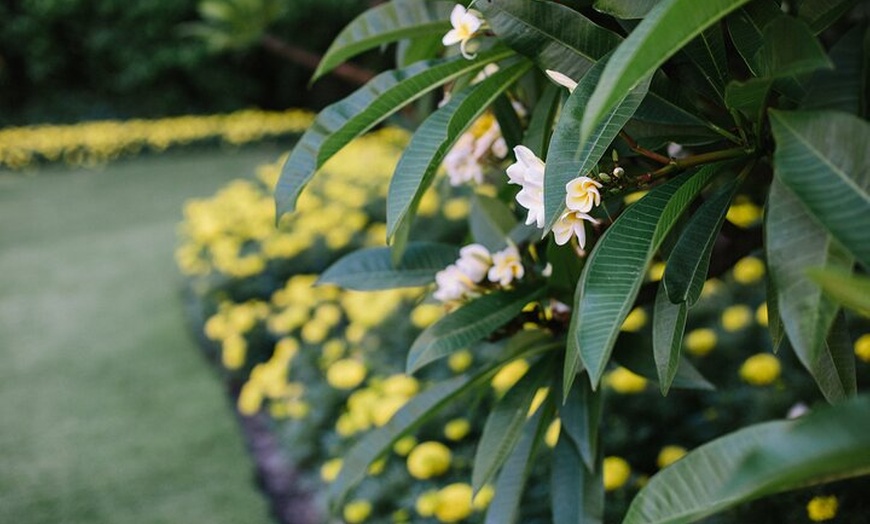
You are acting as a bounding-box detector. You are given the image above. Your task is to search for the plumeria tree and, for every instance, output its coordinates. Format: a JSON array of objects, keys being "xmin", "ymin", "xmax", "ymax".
[{"xmin": 274, "ymin": 0, "xmax": 870, "ymax": 522}]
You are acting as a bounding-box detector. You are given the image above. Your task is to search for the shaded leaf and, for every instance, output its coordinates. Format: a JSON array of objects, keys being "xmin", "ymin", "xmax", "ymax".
[
  {"xmin": 560, "ymin": 373, "xmax": 602, "ymax": 471},
  {"xmin": 808, "ymin": 266, "xmax": 870, "ymax": 318},
  {"xmin": 624, "ymin": 395, "xmax": 870, "ymax": 524},
  {"xmin": 522, "ymin": 84, "xmax": 562, "ymax": 157},
  {"xmin": 312, "ymin": 0, "xmax": 453, "ymax": 82},
  {"xmin": 551, "ymin": 437, "xmax": 603, "ymax": 524},
  {"xmin": 652, "ymin": 280, "xmax": 688, "ymax": 396},
  {"xmin": 769, "ymin": 109, "xmax": 870, "ymax": 269},
  {"xmin": 802, "ymin": 25, "xmax": 867, "ymax": 116},
  {"xmin": 318, "ymin": 242, "xmax": 459, "ymax": 290},
  {"xmin": 407, "ymin": 286, "xmax": 546, "ymax": 373},
  {"xmin": 276, "ymin": 48, "xmax": 512, "ymax": 218},
  {"xmin": 593, "ymin": 0, "xmax": 661, "ymax": 19},
  {"xmin": 566, "ymin": 165, "xmax": 722, "ymax": 391},
  {"xmin": 680, "ymin": 25, "xmax": 729, "ymax": 100},
  {"xmin": 798, "ymin": 0, "xmax": 858, "ymax": 34},
  {"xmin": 580, "ymin": 0, "xmax": 751, "ymax": 140},
  {"xmin": 725, "ymin": 78, "xmax": 773, "ymax": 125},
  {"xmin": 755, "ymin": 16, "xmax": 833, "ymax": 78},
  {"xmin": 470, "ymin": 194, "xmax": 519, "ymax": 252},
  {"xmin": 766, "ymin": 178, "xmax": 854, "ymax": 403},
  {"xmin": 492, "ymin": 94, "xmax": 525, "ymax": 151},
  {"xmin": 615, "ymin": 333, "xmax": 715, "ymax": 391}
]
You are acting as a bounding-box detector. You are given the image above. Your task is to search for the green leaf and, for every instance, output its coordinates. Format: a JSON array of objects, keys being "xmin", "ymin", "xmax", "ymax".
[
  {"xmin": 312, "ymin": 0, "xmax": 453, "ymax": 83},
  {"xmin": 615, "ymin": 333, "xmax": 715, "ymax": 392},
  {"xmin": 818, "ymin": 311, "xmax": 858, "ymax": 401},
  {"xmin": 764, "ymin": 273, "xmax": 786, "ymax": 352},
  {"xmin": 477, "ymin": 0, "xmax": 621, "ymax": 81},
  {"xmin": 580, "ymin": 0, "xmax": 751, "ymax": 140},
  {"xmin": 318, "ymin": 242, "xmax": 459, "ymax": 290},
  {"xmin": 808, "ymin": 266, "xmax": 870, "ymax": 318},
  {"xmin": 802, "ymin": 25, "xmax": 867, "ymax": 116},
  {"xmin": 664, "ymin": 178, "xmax": 740, "ymax": 305},
  {"xmin": 385, "ymin": 59, "xmax": 531, "ymax": 249},
  {"xmin": 725, "ymin": 78, "xmax": 773, "ymax": 125},
  {"xmin": 407, "ymin": 285, "xmax": 546, "ymax": 373},
  {"xmin": 798, "ymin": 0, "xmax": 858, "ymax": 34},
  {"xmin": 766, "ymin": 178, "xmax": 854, "ymax": 403},
  {"xmin": 593, "ymin": 0, "xmax": 661, "ymax": 19},
  {"xmin": 754, "ymin": 16, "xmax": 833, "ymax": 78},
  {"xmin": 473, "ymin": 360, "xmax": 551, "ymax": 492},
  {"xmin": 769, "ymin": 109, "xmax": 870, "ymax": 269},
  {"xmin": 521, "ymin": 84, "xmax": 562, "ymax": 157},
  {"xmin": 396, "ymin": 32, "xmax": 443, "ymax": 67},
  {"xmin": 275, "ymin": 48, "xmax": 512, "ymax": 219},
  {"xmin": 544, "ymin": 56, "xmax": 651, "ymax": 229},
  {"xmin": 470, "ymin": 194, "xmax": 519, "ymax": 252},
  {"xmin": 551, "ymin": 437, "xmax": 603, "ymax": 524},
  {"xmin": 624, "ymin": 395, "xmax": 870, "ymax": 524},
  {"xmin": 492, "ymin": 94, "xmax": 525, "ymax": 151},
  {"xmin": 652, "ymin": 280, "xmax": 688, "ymax": 396},
  {"xmin": 680, "ymin": 25, "xmax": 729, "ymax": 101},
  {"xmin": 560, "ymin": 374, "xmax": 602, "ymax": 472},
  {"xmin": 483, "ymin": 409, "xmax": 547, "ymax": 524},
  {"xmin": 566, "ymin": 165, "xmax": 721, "ymax": 391}
]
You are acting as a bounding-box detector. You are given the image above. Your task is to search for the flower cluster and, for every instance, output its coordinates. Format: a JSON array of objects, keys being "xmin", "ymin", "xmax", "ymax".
[
  {"xmin": 442, "ymin": 5, "xmax": 484, "ymax": 59},
  {"xmin": 433, "ymin": 243, "xmax": 524, "ymax": 303},
  {"xmin": 443, "ymin": 112, "xmax": 508, "ymax": 186},
  {"xmin": 0, "ymin": 109, "xmax": 314, "ymax": 170}
]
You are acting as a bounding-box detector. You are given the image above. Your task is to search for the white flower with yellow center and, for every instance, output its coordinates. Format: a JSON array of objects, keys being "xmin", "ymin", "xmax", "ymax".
[
  {"xmin": 443, "ymin": 133, "xmax": 483, "ymax": 186},
  {"xmin": 545, "ymin": 69, "xmax": 578, "ymax": 92},
  {"xmin": 433, "ymin": 264, "xmax": 476, "ymax": 302},
  {"xmin": 506, "ymin": 145, "xmax": 546, "ymax": 228},
  {"xmin": 442, "ymin": 4, "xmax": 484, "ymax": 59},
  {"xmin": 565, "ymin": 176, "xmax": 603, "ymax": 213},
  {"xmin": 487, "ymin": 244, "xmax": 524, "ymax": 286},
  {"xmin": 455, "ymin": 243, "xmax": 492, "ymax": 283},
  {"xmin": 553, "ymin": 209, "xmax": 598, "ymax": 248}
]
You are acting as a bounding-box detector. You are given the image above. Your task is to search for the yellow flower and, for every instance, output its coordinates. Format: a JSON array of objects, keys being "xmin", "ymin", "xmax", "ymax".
[
  {"xmin": 320, "ymin": 458, "xmax": 342, "ymax": 482},
  {"xmin": 647, "ymin": 262, "xmax": 666, "ymax": 282},
  {"xmin": 721, "ymin": 304, "xmax": 752, "ymax": 332},
  {"xmin": 491, "ymin": 359, "xmax": 529, "ymax": 394},
  {"xmin": 701, "ymin": 278, "xmax": 722, "ymax": 298},
  {"xmin": 545, "ymin": 418, "xmax": 561, "ymax": 448},
  {"xmin": 684, "ymin": 328, "xmax": 717, "ymax": 357},
  {"xmin": 603, "ymin": 456, "xmax": 631, "ymax": 491},
  {"xmin": 434, "ymin": 483, "xmax": 474, "ymax": 523},
  {"xmin": 221, "ymin": 335, "xmax": 247, "ymax": 370},
  {"xmin": 448, "ymin": 350, "xmax": 473, "ymax": 373},
  {"xmin": 368, "ymin": 458, "xmax": 386, "ymax": 476},
  {"xmin": 326, "ymin": 359, "xmax": 367, "ymax": 390},
  {"xmin": 726, "ymin": 198, "xmax": 762, "ymax": 228},
  {"xmin": 806, "ymin": 495, "xmax": 838, "ymax": 522},
  {"xmin": 739, "ymin": 353, "xmax": 781, "ymax": 386},
  {"xmin": 472, "ymin": 484, "xmax": 495, "ymax": 510},
  {"xmin": 565, "ymin": 176, "xmax": 603, "ymax": 213},
  {"xmin": 623, "ymin": 190, "xmax": 648, "ymax": 205},
  {"xmin": 237, "ymin": 382, "xmax": 263, "ymax": 416},
  {"xmin": 607, "ymin": 367, "xmax": 648, "ymax": 394},
  {"xmin": 371, "ymin": 396, "xmax": 408, "ymax": 427},
  {"xmin": 343, "ymin": 500, "xmax": 373, "ymax": 524},
  {"xmin": 411, "ymin": 304, "xmax": 444, "ymax": 328},
  {"xmin": 527, "ymin": 387, "xmax": 549, "ymax": 417},
  {"xmin": 656, "ymin": 445, "xmax": 687, "ymax": 468},
  {"xmin": 442, "ymin": 4, "xmax": 483, "ymax": 59},
  {"xmin": 444, "ymin": 198, "xmax": 470, "ymax": 220},
  {"xmin": 415, "ymin": 490, "xmax": 440, "ymax": 517},
  {"xmin": 854, "ymin": 333, "xmax": 870, "ymax": 363},
  {"xmin": 756, "ymin": 302, "xmax": 769, "ymax": 327},
  {"xmin": 407, "ymin": 441, "xmax": 452, "ymax": 479},
  {"xmin": 621, "ymin": 307, "xmax": 648, "ymax": 332},
  {"xmin": 393, "ymin": 436, "xmax": 417, "ymax": 456},
  {"xmin": 444, "ymin": 418, "xmax": 471, "ymax": 441},
  {"xmin": 380, "ymin": 374, "xmax": 420, "ymax": 397},
  {"xmin": 733, "ymin": 257, "xmax": 765, "ymax": 284}
]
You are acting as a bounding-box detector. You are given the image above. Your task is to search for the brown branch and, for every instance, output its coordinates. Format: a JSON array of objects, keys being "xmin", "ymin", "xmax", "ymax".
[
  {"xmin": 260, "ymin": 34, "xmax": 376, "ymax": 86},
  {"xmin": 620, "ymin": 131, "xmax": 671, "ymax": 165}
]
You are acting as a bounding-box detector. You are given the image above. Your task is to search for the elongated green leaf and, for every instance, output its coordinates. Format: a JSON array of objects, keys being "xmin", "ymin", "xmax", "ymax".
[
  {"xmin": 594, "ymin": 0, "xmax": 660, "ymax": 19},
  {"xmin": 544, "ymin": 57, "xmax": 651, "ymax": 229},
  {"xmin": 522, "ymin": 84, "xmax": 561, "ymax": 157},
  {"xmin": 652, "ymin": 280, "xmax": 687, "ymax": 396},
  {"xmin": 664, "ymin": 178, "xmax": 740, "ymax": 305},
  {"xmin": 276, "ymin": 48, "xmax": 512, "ymax": 218},
  {"xmin": 624, "ymin": 395, "xmax": 870, "ymax": 524},
  {"xmin": 765, "ymin": 273, "xmax": 785, "ymax": 352},
  {"xmin": 407, "ymin": 286, "xmax": 545, "ymax": 373},
  {"xmin": 385, "ymin": 59, "xmax": 531, "ymax": 248},
  {"xmin": 766, "ymin": 178, "xmax": 854, "ymax": 403},
  {"xmin": 769, "ymin": 109, "xmax": 870, "ymax": 269},
  {"xmin": 312, "ymin": 0, "xmax": 453, "ymax": 82},
  {"xmin": 473, "ymin": 360, "xmax": 551, "ymax": 492},
  {"xmin": 808, "ymin": 267, "xmax": 870, "ymax": 318},
  {"xmin": 615, "ymin": 332, "xmax": 715, "ymax": 391},
  {"xmin": 817, "ymin": 311, "xmax": 858, "ymax": 401},
  {"xmin": 755, "ymin": 16, "xmax": 832, "ymax": 79},
  {"xmin": 478, "ymin": 0, "xmax": 620, "ymax": 82},
  {"xmin": 492, "ymin": 94, "xmax": 525, "ymax": 151},
  {"xmin": 802, "ymin": 25, "xmax": 866, "ymax": 116},
  {"xmin": 580, "ymin": 0, "xmax": 750, "ymax": 140},
  {"xmin": 726, "ymin": 0, "xmax": 778, "ymax": 77},
  {"xmin": 798, "ymin": 0, "xmax": 858, "ymax": 34},
  {"xmin": 566, "ymin": 166, "xmax": 721, "ymax": 391},
  {"xmin": 396, "ymin": 32, "xmax": 443, "ymax": 67},
  {"xmin": 483, "ymin": 409, "xmax": 547, "ymax": 524},
  {"xmin": 551, "ymin": 437, "xmax": 603, "ymax": 524},
  {"xmin": 470, "ymin": 194, "xmax": 519, "ymax": 252},
  {"xmin": 560, "ymin": 373, "xmax": 601, "ymax": 472},
  {"xmin": 680, "ymin": 25, "xmax": 728, "ymax": 100},
  {"xmin": 318, "ymin": 242, "xmax": 459, "ymax": 290}
]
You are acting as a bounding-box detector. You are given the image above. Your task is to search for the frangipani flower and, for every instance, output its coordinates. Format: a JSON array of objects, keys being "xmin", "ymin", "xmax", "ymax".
[
  {"xmin": 442, "ymin": 4, "xmax": 484, "ymax": 59},
  {"xmin": 443, "ymin": 113, "xmax": 507, "ymax": 186},
  {"xmin": 433, "ymin": 264, "xmax": 476, "ymax": 302},
  {"xmin": 488, "ymin": 244, "xmax": 524, "ymax": 286},
  {"xmin": 565, "ymin": 176, "xmax": 602, "ymax": 213},
  {"xmin": 456, "ymin": 243, "xmax": 492, "ymax": 283},
  {"xmin": 552, "ymin": 209, "xmax": 598, "ymax": 248},
  {"xmin": 545, "ymin": 69, "xmax": 578, "ymax": 93},
  {"xmin": 506, "ymin": 145, "xmax": 545, "ymax": 228}
]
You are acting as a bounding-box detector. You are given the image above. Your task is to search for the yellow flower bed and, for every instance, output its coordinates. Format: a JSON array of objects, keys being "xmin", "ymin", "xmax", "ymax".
[{"xmin": 0, "ymin": 109, "xmax": 314, "ymax": 170}]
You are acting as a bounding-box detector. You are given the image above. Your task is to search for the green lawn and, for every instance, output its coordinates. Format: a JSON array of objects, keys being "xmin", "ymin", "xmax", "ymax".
[{"xmin": 0, "ymin": 146, "xmax": 286, "ymax": 523}]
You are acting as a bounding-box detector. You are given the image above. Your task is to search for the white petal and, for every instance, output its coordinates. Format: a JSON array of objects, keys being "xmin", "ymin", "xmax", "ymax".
[
  {"xmin": 442, "ymin": 30, "xmax": 462, "ymax": 46},
  {"xmin": 450, "ymin": 4, "xmax": 466, "ymax": 28}
]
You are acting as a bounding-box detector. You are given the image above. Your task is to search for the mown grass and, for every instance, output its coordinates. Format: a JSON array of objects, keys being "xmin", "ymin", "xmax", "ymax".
[{"xmin": 0, "ymin": 146, "xmax": 285, "ymax": 523}]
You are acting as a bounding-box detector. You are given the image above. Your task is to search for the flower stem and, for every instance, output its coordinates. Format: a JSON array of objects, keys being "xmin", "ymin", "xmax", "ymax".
[
  {"xmin": 637, "ymin": 146, "xmax": 753, "ymax": 184},
  {"xmin": 619, "ymin": 131, "xmax": 671, "ymax": 165}
]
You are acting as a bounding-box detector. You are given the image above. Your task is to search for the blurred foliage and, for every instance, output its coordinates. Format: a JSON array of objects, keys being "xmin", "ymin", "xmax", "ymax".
[{"xmin": 0, "ymin": 0, "xmax": 381, "ymax": 126}]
